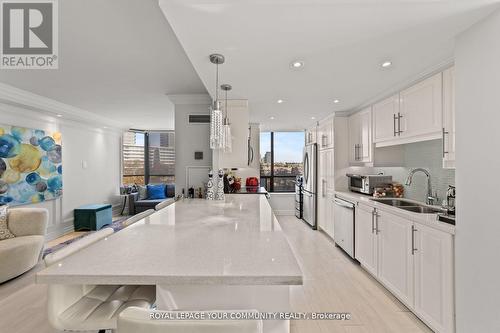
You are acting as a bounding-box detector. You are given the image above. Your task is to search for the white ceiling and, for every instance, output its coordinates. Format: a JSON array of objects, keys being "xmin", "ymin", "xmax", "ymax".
[
  {"xmin": 0, "ymin": 0, "xmax": 207, "ymax": 130},
  {"xmin": 159, "ymin": 0, "xmax": 500, "ymax": 131}
]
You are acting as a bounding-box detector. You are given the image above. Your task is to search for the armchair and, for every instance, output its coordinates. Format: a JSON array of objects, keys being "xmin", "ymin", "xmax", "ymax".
[{"xmin": 0, "ymin": 208, "xmax": 48, "ymax": 283}]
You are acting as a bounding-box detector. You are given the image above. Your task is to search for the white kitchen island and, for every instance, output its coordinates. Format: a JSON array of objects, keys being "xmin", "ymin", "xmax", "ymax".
[{"xmin": 37, "ymin": 194, "xmax": 303, "ymax": 333}]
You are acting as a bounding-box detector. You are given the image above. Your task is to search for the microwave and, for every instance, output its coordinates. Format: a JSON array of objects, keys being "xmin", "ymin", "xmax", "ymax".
[{"xmin": 346, "ymin": 174, "xmax": 393, "ymax": 195}]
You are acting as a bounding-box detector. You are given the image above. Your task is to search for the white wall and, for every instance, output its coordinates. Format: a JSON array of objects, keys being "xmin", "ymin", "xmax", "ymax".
[
  {"xmin": 174, "ymin": 103, "xmax": 212, "ymax": 196},
  {"xmin": 0, "ymin": 104, "xmax": 122, "ymax": 240},
  {"xmin": 455, "ymin": 8, "xmax": 500, "ymax": 333}
]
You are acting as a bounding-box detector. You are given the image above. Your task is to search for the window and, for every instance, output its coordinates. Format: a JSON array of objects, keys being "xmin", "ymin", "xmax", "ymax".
[
  {"xmin": 260, "ymin": 131, "xmax": 304, "ymax": 192},
  {"xmin": 122, "ymin": 131, "xmax": 175, "ymax": 185}
]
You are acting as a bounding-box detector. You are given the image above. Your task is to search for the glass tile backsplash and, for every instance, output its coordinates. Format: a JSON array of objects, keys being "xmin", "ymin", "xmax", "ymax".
[{"xmin": 346, "ymin": 139, "xmax": 455, "ymax": 204}]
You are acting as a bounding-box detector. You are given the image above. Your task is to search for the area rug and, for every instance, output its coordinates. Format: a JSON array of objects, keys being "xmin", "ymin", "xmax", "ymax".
[{"xmin": 42, "ymin": 216, "xmax": 128, "ymax": 258}]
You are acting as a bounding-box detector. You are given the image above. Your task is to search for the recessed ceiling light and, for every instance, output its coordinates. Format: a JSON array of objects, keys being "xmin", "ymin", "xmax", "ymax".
[
  {"xmin": 311, "ymin": 116, "xmax": 316, "ymax": 120},
  {"xmin": 269, "ymin": 116, "xmax": 275, "ymax": 120},
  {"xmin": 277, "ymin": 99, "xmax": 284, "ymax": 104},
  {"xmin": 56, "ymin": 114, "xmax": 62, "ymax": 117},
  {"xmin": 381, "ymin": 60, "xmax": 392, "ymax": 68},
  {"xmin": 290, "ymin": 61, "xmax": 304, "ymax": 69},
  {"xmin": 333, "ymin": 99, "xmax": 340, "ymax": 104},
  {"xmin": 103, "ymin": 126, "xmax": 108, "ymax": 129}
]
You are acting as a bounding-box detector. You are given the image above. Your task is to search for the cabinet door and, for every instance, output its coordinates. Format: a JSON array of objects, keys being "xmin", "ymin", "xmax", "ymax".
[
  {"xmin": 317, "ymin": 150, "xmax": 329, "ymax": 231},
  {"xmin": 318, "ymin": 118, "xmax": 334, "ymax": 150},
  {"xmin": 326, "ymin": 197, "xmax": 335, "ymax": 238},
  {"xmin": 348, "ymin": 112, "xmax": 360, "ymax": 163},
  {"xmin": 359, "ymin": 107, "xmax": 373, "ymax": 163},
  {"xmin": 414, "ymin": 223, "xmax": 454, "ymax": 333},
  {"xmin": 442, "ymin": 67, "xmax": 455, "ymax": 169},
  {"xmin": 220, "ymin": 100, "xmax": 249, "ymax": 168},
  {"xmin": 355, "ymin": 203, "xmax": 377, "ymax": 276},
  {"xmin": 373, "ymin": 95, "xmax": 399, "ymax": 143},
  {"xmin": 377, "ymin": 211, "xmax": 414, "ymax": 307},
  {"xmin": 399, "ymin": 73, "xmax": 442, "ymax": 139},
  {"xmin": 248, "ymin": 124, "xmax": 260, "ymax": 170}
]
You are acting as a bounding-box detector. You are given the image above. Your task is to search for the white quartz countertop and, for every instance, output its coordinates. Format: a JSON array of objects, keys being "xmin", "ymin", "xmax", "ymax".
[
  {"xmin": 335, "ymin": 190, "xmax": 456, "ymax": 235},
  {"xmin": 37, "ymin": 195, "xmax": 303, "ymax": 286}
]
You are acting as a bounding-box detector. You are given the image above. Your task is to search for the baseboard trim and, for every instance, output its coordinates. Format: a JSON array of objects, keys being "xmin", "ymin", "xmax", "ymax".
[{"xmin": 46, "ymin": 222, "xmax": 74, "ymax": 241}]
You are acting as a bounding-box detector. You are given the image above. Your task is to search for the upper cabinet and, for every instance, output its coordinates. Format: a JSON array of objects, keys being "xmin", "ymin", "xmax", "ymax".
[
  {"xmin": 349, "ymin": 107, "xmax": 372, "ymax": 164},
  {"xmin": 373, "ymin": 73, "xmax": 443, "ymax": 148},
  {"xmin": 219, "ymin": 100, "xmax": 250, "ymax": 168},
  {"xmin": 318, "ymin": 116, "xmax": 334, "ymax": 150},
  {"xmin": 305, "ymin": 124, "xmax": 317, "ymax": 145},
  {"xmin": 399, "ymin": 73, "xmax": 443, "ymax": 141},
  {"xmin": 373, "ymin": 95, "xmax": 400, "ymax": 144},
  {"xmin": 442, "ymin": 67, "xmax": 455, "ymax": 169}
]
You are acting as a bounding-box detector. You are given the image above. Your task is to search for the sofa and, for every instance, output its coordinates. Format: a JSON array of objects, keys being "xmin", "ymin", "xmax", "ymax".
[
  {"xmin": 129, "ymin": 184, "xmax": 175, "ymax": 215},
  {"xmin": 0, "ymin": 208, "xmax": 48, "ymax": 283}
]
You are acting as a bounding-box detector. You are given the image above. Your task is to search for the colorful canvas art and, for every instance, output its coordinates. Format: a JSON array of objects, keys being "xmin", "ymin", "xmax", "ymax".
[{"xmin": 0, "ymin": 125, "xmax": 62, "ymax": 206}]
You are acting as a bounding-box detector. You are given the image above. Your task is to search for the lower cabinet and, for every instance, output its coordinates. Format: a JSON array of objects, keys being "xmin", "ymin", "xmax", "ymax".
[
  {"xmin": 355, "ymin": 203, "xmax": 378, "ymax": 276},
  {"xmin": 377, "ymin": 210, "xmax": 414, "ymax": 307},
  {"xmin": 414, "ymin": 223, "xmax": 454, "ymax": 333},
  {"xmin": 354, "ymin": 203, "xmax": 454, "ymax": 333}
]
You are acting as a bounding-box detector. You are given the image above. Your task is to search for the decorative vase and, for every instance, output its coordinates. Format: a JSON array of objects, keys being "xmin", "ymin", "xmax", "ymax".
[
  {"xmin": 206, "ymin": 170, "xmax": 215, "ymax": 200},
  {"xmin": 215, "ymin": 169, "xmax": 225, "ymax": 200}
]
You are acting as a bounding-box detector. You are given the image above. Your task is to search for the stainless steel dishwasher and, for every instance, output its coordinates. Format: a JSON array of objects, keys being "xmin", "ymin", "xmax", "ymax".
[{"xmin": 333, "ymin": 197, "xmax": 355, "ymax": 258}]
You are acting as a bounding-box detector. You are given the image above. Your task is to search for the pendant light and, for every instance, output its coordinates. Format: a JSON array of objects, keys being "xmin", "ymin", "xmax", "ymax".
[
  {"xmin": 209, "ymin": 54, "xmax": 225, "ymax": 150},
  {"xmin": 221, "ymin": 83, "xmax": 232, "ymax": 153}
]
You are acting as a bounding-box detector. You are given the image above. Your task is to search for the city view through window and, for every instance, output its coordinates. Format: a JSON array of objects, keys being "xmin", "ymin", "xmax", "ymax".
[
  {"xmin": 122, "ymin": 131, "xmax": 175, "ymax": 185},
  {"xmin": 260, "ymin": 131, "xmax": 304, "ymax": 192}
]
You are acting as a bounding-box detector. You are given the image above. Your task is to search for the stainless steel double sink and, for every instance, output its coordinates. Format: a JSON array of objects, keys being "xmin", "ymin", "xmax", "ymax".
[{"xmin": 370, "ymin": 198, "xmax": 447, "ymax": 214}]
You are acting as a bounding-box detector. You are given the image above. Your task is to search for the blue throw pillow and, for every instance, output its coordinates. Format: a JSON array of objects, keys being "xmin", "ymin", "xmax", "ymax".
[{"xmin": 147, "ymin": 184, "xmax": 166, "ymax": 200}]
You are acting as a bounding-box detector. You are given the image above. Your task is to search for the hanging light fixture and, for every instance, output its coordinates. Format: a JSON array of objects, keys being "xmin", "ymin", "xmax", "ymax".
[
  {"xmin": 221, "ymin": 83, "xmax": 232, "ymax": 153},
  {"xmin": 209, "ymin": 53, "xmax": 225, "ymax": 149}
]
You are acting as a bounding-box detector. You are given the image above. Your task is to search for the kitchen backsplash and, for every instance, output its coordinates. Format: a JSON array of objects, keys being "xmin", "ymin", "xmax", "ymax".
[{"xmin": 346, "ymin": 139, "xmax": 455, "ymax": 204}]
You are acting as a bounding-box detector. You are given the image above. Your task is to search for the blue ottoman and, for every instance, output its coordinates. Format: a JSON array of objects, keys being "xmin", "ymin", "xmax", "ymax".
[{"xmin": 74, "ymin": 204, "xmax": 112, "ymax": 231}]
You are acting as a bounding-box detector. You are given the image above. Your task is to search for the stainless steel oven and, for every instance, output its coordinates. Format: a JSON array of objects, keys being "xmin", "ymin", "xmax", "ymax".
[{"xmin": 346, "ymin": 174, "xmax": 392, "ymax": 195}]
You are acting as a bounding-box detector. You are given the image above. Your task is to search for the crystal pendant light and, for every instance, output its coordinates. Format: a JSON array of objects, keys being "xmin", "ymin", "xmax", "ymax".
[
  {"xmin": 209, "ymin": 54, "xmax": 225, "ymax": 150},
  {"xmin": 221, "ymin": 83, "xmax": 232, "ymax": 153}
]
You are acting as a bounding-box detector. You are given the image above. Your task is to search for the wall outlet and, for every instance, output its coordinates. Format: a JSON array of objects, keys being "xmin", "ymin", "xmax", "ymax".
[{"xmin": 82, "ymin": 160, "xmax": 88, "ymax": 169}]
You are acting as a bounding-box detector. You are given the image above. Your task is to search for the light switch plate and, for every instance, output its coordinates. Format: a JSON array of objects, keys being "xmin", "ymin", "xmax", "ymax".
[{"xmin": 82, "ymin": 160, "xmax": 88, "ymax": 169}]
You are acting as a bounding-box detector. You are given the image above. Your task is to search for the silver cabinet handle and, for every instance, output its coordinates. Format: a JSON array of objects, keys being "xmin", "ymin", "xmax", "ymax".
[
  {"xmin": 442, "ymin": 127, "xmax": 449, "ymax": 158},
  {"xmin": 333, "ymin": 199, "xmax": 354, "ymax": 209},
  {"xmin": 371, "ymin": 209, "xmax": 375, "ymax": 234},
  {"xmin": 374, "ymin": 211, "xmax": 380, "ymax": 234},
  {"xmin": 393, "ymin": 114, "xmax": 397, "ymax": 137},
  {"xmin": 359, "ymin": 143, "xmax": 363, "ymax": 161},
  {"xmin": 411, "ymin": 225, "xmax": 418, "ymax": 255},
  {"xmin": 322, "ymin": 179, "xmax": 327, "ymax": 197},
  {"xmin": 397, "ymin": 112, "xmax": 404, "ymax": 135}
]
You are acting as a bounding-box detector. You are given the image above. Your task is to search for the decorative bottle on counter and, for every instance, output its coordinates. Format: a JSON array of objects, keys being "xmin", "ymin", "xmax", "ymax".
[
  {"xmin": 215, "ymin": 169, "xmax": 225, "ymax": 200},
  {"xmin": 206, "ymin": 170, "xmax": 215, "ymax": 200}
]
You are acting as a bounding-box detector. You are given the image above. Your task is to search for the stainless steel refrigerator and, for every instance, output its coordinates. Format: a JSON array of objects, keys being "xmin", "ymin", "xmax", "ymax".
[{"xmin": 302, "ymin": 143, "xmax": 317, "ymax": 229}]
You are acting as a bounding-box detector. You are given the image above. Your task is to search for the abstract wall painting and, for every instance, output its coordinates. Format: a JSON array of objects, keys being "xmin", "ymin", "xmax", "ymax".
[{"xmin": 0, "ymin": 125, "xmax": 62, "ymax": 206}]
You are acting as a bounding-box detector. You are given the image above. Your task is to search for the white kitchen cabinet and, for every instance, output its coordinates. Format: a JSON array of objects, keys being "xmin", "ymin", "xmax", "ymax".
[
  {"xmin": 442, "ymin": 67, "xmax": 456, "ymax": 169},
  {"xmin": 373, "ymin": 95, "xmax": 400, "ymax": 144},
  {"xmin": 377, "ymin": 210, "xmax": 414, "ymax": 307},
  {"xmin": 219, "ymin": 100, "xmax": 250, "ymax": 168},
  {"xmin": 317, "ymin": 148, "xmax": 334, "ymax": 237},
  {"xmin": 305, "ymin": 125, "xmax": 317, "ymax": 145},
  {"xmin": 348, "ymin": 108, "xmax": 372, "ymax": 164},
  {"xmin": 355, "ymin": 203, "xmax": 378, "ymax": 276},
  {"xmin": 399, "ymin": 73, "xmax": 443, "ymax": 141},
  {"xmin": 353, "ymin": 201, "xmax": 455, "ymax": 333},
  {"xmin": 318, "ymin": 116, "xmax": 334, "ymax": 150},
  {"xmin": 414, "ymin": 223, "xmax": 454, "ymax": 333}
]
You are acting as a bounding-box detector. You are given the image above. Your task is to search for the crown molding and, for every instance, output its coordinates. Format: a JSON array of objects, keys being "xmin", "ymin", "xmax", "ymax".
[
  {"xmin": 167, "ymin": 93, "xmax": 211, "ymax": 105},
  {"xmin": 0, "ymin": 82, "xmax": 125, "ymax": 130}
]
